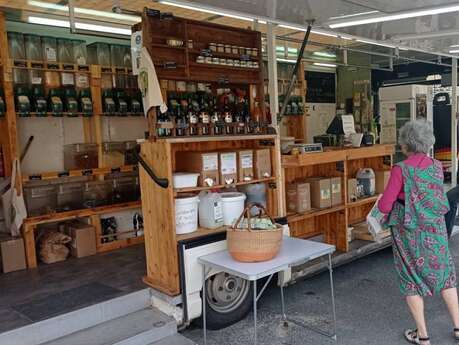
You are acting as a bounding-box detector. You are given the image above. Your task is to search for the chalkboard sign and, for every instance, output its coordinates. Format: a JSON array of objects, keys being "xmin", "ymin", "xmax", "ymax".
[{"xmin": 306, "ymin": 71, "xmax": 336, "ymax": 103}]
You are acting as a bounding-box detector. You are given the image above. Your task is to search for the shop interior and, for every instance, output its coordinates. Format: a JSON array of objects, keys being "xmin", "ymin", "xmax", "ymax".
[{"xmin": 0, "ymin": 1, "xmax": 459, "ymax": 344}]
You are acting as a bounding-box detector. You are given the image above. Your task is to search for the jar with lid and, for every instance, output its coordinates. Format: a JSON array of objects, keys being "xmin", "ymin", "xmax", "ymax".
[
  {"xmin": 252, "ymin": 48, "xmax": 258, "ymax": 57},
  {"xmin": 197, "ymin": 56, "xmax": 205, "ymax": 63},
  {"xmin": 234, "ymin": 60, "xmax": 241, "ymax": 67},
  {"xmin": 231, "ymin": 45, "xmax": 239, "ymax": 54},
  {"xmin": 238, "ymin": 46, "xmax": 246, "ymax": 55},
  {"xmin": 7, "ymin": 32, "xmax": 25, "ymax": 60},
  {"xmin": 212, "ymin": 57, "xmax": 219, "ymax": 64},
  {"xmin": 217, "ymin": 43, "xmax": 225, "ymax": 53},
  {"xmin": 42, "ymin": 36, "xmax": 58, "ymax": 63},
  {"xmin": 187, "ymin": 40, "xmax": 193, "ymax": 49},
  {"xmin": 24, "ymin": 34, "xmax": 42, "ymax": 61},
  {"xmin": 219, "ymin": 58, "xmax": 226, "ymax": 65},
  {"xmin": 224, "ymin": 44, "xmax": 232, "ymax": 54},
  {"xmin": 245, "ymin": 47, "xmax": 252, "ymax": 56},
  {"xmin": 209, "ymin": 43, "xmax": 217, "ymax": 52},
  {"xmin": 226, "ymin": 59, "xmax": 234, "ymax": 66},
  {"xmin": 205, "ymin": 56, "xmax": 212, "ymax": 64},
  {"xmin": 73, "ymin": 39, "xmax": 87, "ymax": 65},
  {"xmin": 57, "ymin": 38, "xmax": 74, "ymax": 64}
]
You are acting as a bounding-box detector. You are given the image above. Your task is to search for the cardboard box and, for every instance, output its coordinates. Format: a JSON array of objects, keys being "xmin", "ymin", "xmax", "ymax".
[
  {"xmin": 286, "ymin": 182, "xmax": 311, "ymax": 213},
  {"xmin": 238, "ymin": 150, "xmax": 254, "ymax": 182},
  {"xmin": 331, "ymin": 177, "xmax": 342, "ymax": 206},
  {"xmin": 1, "ymin": 237, "xmax": 26, "ymax": 273},
  {"xmin": 348, "ymin": 178, "xmax": 358, "ymax": 203},
  {"xmin": 375, "ymin": 170, "xmax": 390, "ymax": 194},
  {"xmin": 219, "ymin": 152, "xmax": 237, "ymax": 185},
  {"xmin": 308, "ymin": 177, "xmax": 331, "ymax": 209},
  {"xmin": 66, "ymin": 221, "xmax": 96, "ymax": 258},
  {"xmin": 176, "ymin": 152, "xmax": 219, "ymax": 187},
  {"xmin": 254, "ymin": 149, "xmax": 272, "ymax": 179}
]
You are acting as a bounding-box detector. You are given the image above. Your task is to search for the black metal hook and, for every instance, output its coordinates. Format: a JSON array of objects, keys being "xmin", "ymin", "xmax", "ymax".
[{"xmin": 130, "ymin": 145, "xmax": 169, "ymax": 189}]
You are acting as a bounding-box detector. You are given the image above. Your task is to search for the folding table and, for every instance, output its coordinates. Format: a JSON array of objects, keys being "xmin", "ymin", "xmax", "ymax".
[{"xmin": 198, "ymin": 236, "xmax": 337, "ymax": 345}]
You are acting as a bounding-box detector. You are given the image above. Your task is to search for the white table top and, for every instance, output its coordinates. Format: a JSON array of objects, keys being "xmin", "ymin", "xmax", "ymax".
[{"xmin": 198, "ymin": 237, "xmax": 336, "ymax": 281}]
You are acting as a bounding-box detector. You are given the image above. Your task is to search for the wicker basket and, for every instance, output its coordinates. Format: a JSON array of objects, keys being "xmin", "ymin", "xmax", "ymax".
[{"xmin": 227, "ymin": 203, "xmax": 283, "ymax": 262}]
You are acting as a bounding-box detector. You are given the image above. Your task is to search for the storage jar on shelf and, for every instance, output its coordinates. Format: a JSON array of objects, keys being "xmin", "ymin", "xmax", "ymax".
[
  {"xmin": 24, "ymin": 182, "xmax": 58, "ymax": 216},
  {"xmin": 7, "ymin": 32, "xmax": 25, "ymax": 60},
  {"xmin": 124, "ymin": 141, "xmax": 138, "ymax": 165},
  {"xmin": 102, "ymin": 142, "xmax": 126, "ymax": 168},
  {"xmin": 73, "ymin": 39, "xmax": 87, "ymax": 65},
  {"xmin": 88, "ymin": 42, "xmax": 110, "ymax": 66},
  {"xmin": 64, "ymin": 143, "xmax": 99, "ymax": 170},
  {"xmin": 57, "ymin": 181, "xmax": 84, "ymax": 212},
  {"xmin": 24, "ymin": 34, "xmax": 42, "ymax": 61},
  {"xmin": 57, "ymin": 38, "xmax": 74, "ymax": 64},
  {"xmin": 111, "ymin": 174, "xmax": 140, "ymax": 203},
  {"xmin": 83, "ymin": 180, "xmax": 113, "ymax": 208},
  {"xmin": 42, "ymin": 36, "xmax": 58, "ymax": 63}
]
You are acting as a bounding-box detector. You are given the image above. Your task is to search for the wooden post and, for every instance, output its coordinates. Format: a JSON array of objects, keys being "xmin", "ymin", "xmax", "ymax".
[
  {"xmin": 23, "ymin": 224, "xmax": 37, "ymax": 269},
  {"xmin": 90, "ymin": 65, "xmax": 103, "ymax": 168}
]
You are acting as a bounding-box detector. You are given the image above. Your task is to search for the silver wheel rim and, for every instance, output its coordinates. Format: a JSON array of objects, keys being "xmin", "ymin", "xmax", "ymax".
[{"xmin": 205, "ymin": 272, "xmax": 250, "ymax": 313}]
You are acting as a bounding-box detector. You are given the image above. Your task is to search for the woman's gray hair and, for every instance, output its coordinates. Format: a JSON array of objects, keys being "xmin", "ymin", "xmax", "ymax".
[{"xmin": 398, "ymin": 119, "xmax": 435, "ymax": 154}]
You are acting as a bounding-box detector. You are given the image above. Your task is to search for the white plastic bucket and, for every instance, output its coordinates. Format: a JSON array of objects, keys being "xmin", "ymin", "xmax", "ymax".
[
  {"xmin": 175, "ymin": 194, "xmax": 199, "ymax": 234},
  {"xmin": 220, "ymin": 192, "xmax": 246, "ymax": 226}
]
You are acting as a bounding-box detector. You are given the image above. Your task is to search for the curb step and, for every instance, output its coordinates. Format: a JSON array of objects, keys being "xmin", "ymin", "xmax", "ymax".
[
  {"xmin": 150, "ymin": 334, "xmax": 197, "ymax": 345},
  {"xmin": 43, "ymin": 307, "xmax": 176, "ymax": 345}
]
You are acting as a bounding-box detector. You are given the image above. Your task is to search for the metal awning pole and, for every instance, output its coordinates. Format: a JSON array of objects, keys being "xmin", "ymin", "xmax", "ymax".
[
  {"xmin": 266, "ymin": 22, "xmax": 279, "ymax": 127},
  {"xmin": 452, "ymin": 57, "xmax": 458, "ymax": 186},
  {"xmin": 278, "ymin": 24, "xmax": 312, "ymax": 123}
]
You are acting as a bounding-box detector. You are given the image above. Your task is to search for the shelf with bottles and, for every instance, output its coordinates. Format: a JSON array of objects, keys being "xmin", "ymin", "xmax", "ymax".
[{"xmin": 11, "ymin": 60, "xmax": 91, "ymax": 74}]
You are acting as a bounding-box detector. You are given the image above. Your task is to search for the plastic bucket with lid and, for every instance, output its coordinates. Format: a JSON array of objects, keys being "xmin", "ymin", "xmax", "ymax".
[
  {"xmin": 175, "ymin": 194, "xmax": 199, "ymax": 234},
  {"xmin": 220, "ymin": 192, "xmax": 246, "ymax": 226}
]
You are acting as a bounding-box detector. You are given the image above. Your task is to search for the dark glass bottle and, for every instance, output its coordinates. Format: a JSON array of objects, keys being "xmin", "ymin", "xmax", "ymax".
[
  {"xmin": 16, "ymin": 87, "xmax": 31, "ymax": 117},
  {"xmin": 102, "ymin": 89, "xmax": 116, "ymax": 115},
  {"xmin": 48, "ymin": 88, "xmax": 63, "ymax": 117},
  {"xmin": 31, "ymin": 85, "xmax": 47, "ymax": 116},
  {"xmin": 64, "ymin": 87, "xmax": 78, "ymax": 116},
  {"xmin": 175, "ymin": 105, "xmax": 186, "ymax": 136},
  {"xmin": 79, "ymin": 89, "xmax": 93, "ymax": 117}
]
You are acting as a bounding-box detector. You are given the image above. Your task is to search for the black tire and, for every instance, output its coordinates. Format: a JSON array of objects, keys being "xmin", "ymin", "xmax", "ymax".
[{"xmin": 196, "ymin": 272, "xmax": 253, "ymax": 330}]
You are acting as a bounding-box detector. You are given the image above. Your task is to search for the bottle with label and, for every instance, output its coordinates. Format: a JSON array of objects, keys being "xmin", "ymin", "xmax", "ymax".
[
  {"xmin": 200, "ymin": 111, "xmax": 210, "ymax": 135},
  {"xmin": 31, "ymin": 85, "xmax": 47, "ymax": 116},
  {"xmin": 64, "ymin": 88, "xmax": 78, "ymax": 116},
  {"xmin": 48, "ymin": 89, "xmax": 63, "ymax": 117},
  {"xmin": 175, "ymin": 105, "xmax": 187, "ymax": 137},
  {"xmin": 114, "ymin": 89, "xmax": 128, "ymax": 116},
  {"xmin": 188, "ymin": 109, "xmax": 198, "ymax": 136},
  {"xmin": 211, "ymin": 110, "xmax": 222, "ymax": 135},
  {"xmin": 79, "ymin": 89, "xmax": 93, "ymax": 117},
  {"xmin": 15, "ymin": 87, "xmax": 31, "ymax": 117},
  {"xmin": 102, "ymin": 89, "xmax": 116, "ymax": 115}
]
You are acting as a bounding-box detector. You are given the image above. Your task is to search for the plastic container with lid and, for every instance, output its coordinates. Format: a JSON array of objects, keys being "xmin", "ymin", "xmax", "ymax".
[
  {"xmin": 175, "ymin": 194, "xmax": 199, "ymax": 234},
  {"xmin": 220, "ymin": 192, "xmax": 246, "ymax": 226},
  {"xmin": 88, "ymin": 42, "xmax": 110, "ymax": 66},
  {"xmin": 83, "ymin": 180, "xmax": 113, "ymax": 208},
  {"xmin": 42, "ymin": 36, "xmax": 58, "ymax": 63},
  {"xmin": 73, "ymin": 39, "xmax": 87, "ymax": 65},
  {"xmin": 356, "ymin": 168, "xmax": 376, "ymax": 197},
  {"xmin": 198, "ymin": 191, "xmax": 224, "ymax": 229},
  {"xmin": 7, "ymin": 32, "xmax": 25, "ymax": 60},
  {"xmin": 173, "ymin": 172, "xmax": 200, "ymax": 188},
  {"xmin": 24, "ymin": 34, "xmax": 42, "ymax": 61},
  {"xmin": 57, "ymin": 181, "xmax": 84, "ymax": 211},
  {"xmin": 24, "ymin": 182, "xmax": 58, "ymax": 216},
  {"xmin": 57, "ymin": 38, "xmax": 73, "ymax": 63},
  {"xmin": 64, "ymin": 143, "xmax": 99, "ymax": 170}
]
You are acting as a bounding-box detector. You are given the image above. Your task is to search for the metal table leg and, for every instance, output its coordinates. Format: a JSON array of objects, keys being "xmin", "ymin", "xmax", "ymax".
[
  {"xmin": 280, "ymin": 282, "xmax": 287, "ymax": 323},
  {"xmin": 253, "ymin": 279, "xmax": 257, "ymax": 345},
  {"xmin": 328, "ymin": 253, "xmax": 337, "ymax": 342},
  {"xmin": 202, "ymin": 266, "xmax": 207, "ymax": 345}
]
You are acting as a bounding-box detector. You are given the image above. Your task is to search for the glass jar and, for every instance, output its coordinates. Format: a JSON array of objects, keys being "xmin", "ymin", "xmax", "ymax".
[
  {"xmin": 73, "ymin": 39, "xmax": 87, "ymax": 65},
  {"xmin": 64, "ymin": 143, "xmax": 99, "ymax": 170},
  {"xmin": 217, "ymin": 43, "xmax": 224, "ymax": 53},
  {"xmin": 7, "ymin": 32, "xmax": 25, "ymax": 60},
  {"xmin": 252, "ymin": 48, "xmax": 259, "ymax": 57},
  {"xmin": 42, "ymin": 36, "xmax": 58, "ymax": 63},
  {"xmin": 24, "ymin": 34, "xmax": 42, "ymax": 61},
  {"xmin": 212, "ymin": 57, "xmax": 219, "ymax": 64},
  {"xmin": 232, "ymin": 45, "xmax": 239, "ymax": 55},
  {"xmin": 122, "ymin": 45, "xmax": 132, "ymax": 68},
  {"xmin": 209, "ymin": 43, "xmax": 217, "ymax": 52},
  {"xmin": 57, "ymin": 38, "xmax": 74, "ymax": 63},
  {"xmin": 224, "ymin": 44, "xmax": 232, "ymax": 54}
]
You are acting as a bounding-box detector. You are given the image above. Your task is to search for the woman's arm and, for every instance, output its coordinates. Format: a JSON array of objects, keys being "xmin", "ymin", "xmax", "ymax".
[{"xmin": 378, "ymin": 165, "xmax": 403, "ymax": 214}]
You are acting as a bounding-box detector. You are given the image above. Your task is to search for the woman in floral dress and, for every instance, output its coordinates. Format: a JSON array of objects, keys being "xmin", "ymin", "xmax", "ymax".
[{"xmin": 377, "ymin": 120, "xmax": 459, "ymax": 345}]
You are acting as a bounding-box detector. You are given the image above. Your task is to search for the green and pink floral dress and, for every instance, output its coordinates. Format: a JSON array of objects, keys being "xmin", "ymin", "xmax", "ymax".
[{"xmin": 378, "ymin": 156, "xmax": 456, "ymax": 296}]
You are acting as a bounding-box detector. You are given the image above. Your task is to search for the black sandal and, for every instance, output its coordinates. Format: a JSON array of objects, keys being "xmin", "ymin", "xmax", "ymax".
[
  {"xmin": 404, "ymin": 329, "xmax": 430, "ymax": 345},
  {"xmin": 453, "ymin": 328, "xmax": 459, "ymax": 340}
]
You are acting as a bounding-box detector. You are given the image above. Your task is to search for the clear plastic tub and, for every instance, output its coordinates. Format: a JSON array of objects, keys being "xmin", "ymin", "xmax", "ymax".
[
  {"xmin": 124, "ymin": 141, "xmax": 138, "ymax": 165},
  {"xmin": 57, "ymin": 38, "xmax": 74, "ymax": 63},
  {"xmin": 64, "ymin": 143, "xmax": 99, "ymax": 170},
  {"xmin": 112, "ymin": 175, "xmax": 140, "ymax": 203},
  {"xmin": 42, "ymin": 36, "xmax": 58, "ymax": 63},
  {"xmin": 102, "ymin": 142, "xmax": 126, "ymax": 168},
  {"xmin": 8, "ymin": 32, "xmax": 25, "ymax": 60},
  {"xmin": 24, "ymin": 183, "xmax": 58, "ymax": 216},
  {"xmin": 57, "ymin": 181, "xmax": 84, "ymax": 211},
  {"xmin": 73, "ymin": 39, "xmax": 87, "ymax": 65},
  {"xmin": 87, "ymin": 42, "xmax": 110, "ymax": 66},
  {"xmin": 110, "ymin": 44, "xmax": 124, "ymax": 67},
  {"xmin": 24, "ymin": 34, "xmax": 42, "ymax": 61},
  {"xmin": 83, "ymin": 180, "xmax": 113, "ymax": 208}
]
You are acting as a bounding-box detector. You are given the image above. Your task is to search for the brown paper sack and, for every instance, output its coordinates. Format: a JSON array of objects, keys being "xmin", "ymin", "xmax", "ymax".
[{"xmin": 39, "ymin": 232, "xmax": 72, "ymax": 264}]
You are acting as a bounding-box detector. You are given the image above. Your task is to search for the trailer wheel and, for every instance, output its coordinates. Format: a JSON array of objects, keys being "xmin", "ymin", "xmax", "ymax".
[{"xmin": 197, "ymin": 272, "xmax": 253, "ymax": 330}]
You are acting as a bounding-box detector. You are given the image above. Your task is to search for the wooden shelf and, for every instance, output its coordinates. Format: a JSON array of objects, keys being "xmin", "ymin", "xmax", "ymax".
[
  {"xmin": 188, "ymin": 49, "xmax": 260, "ymax": 61},
  {"xmin": 346, "ymin": 145, "xmax": 395, "ymax": 160},
  {"xmin": 190, "ymin": 61, "xmax": 259, "ymax": 72},
  {"xmin": 174, "ymin": 177, "xmax": 276, "ymax": 194},
  {"xmin": 19, "ymin": 112, "xmax": 93, "ymax": 118},
  {"xmin": 22, "ymin": 165, "xmax": 137, "ymax": 182},
  {"xmin": 161, "ymin": 134, "xmax": 276, "ymax": 144},
  {"xmin": 176, "ymin": 227, "xmax": 226, "ymax": 242},
  {"xmin": 347, "ymin": 195, "xmax": 380, "ymax": 208},
  {"xmin": 23, "ymin": 200, "xmax": 141, "ymax": 226},
  {"xmin": 152, "ymin": 43, "xmax": 186, "ymax": 50},
  {"xmin": 287, "ymin": 205, "xmax": 346, "ymax": 223},
  {"xmin": 282, "ymin": 150, "xmax": 346, "ymax": 167}
]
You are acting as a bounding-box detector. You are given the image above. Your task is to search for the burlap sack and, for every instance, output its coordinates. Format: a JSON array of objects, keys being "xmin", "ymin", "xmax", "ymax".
[{"xmin": 39, "ymin": 232, "xmax": 71, "ymax": 264}]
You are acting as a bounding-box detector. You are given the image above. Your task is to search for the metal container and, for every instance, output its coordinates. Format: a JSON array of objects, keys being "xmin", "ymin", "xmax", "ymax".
[
  {"xmin": 24, "ymin": 34, "xmax": 42, "ymax": 61},
  {"xmin": 57, "ymin": 38, "xmax": 74, "ymax": 63},
  {"xmin": 73, "ymin": 39, "xmax": 87, "ymax": 65},
  {"xmin": 57, "ymin": 181, "xmax": 84, "ymax": 211},
  {"xmin": 87, "ymin": 42, "xmax": 110, "ymax": 66},
  {"xmin": 83, "ymin": 180, "xmax": 113, "ymax": 208},
  {"xmin": 24, "ymin": 183, "xmax": 58, "ymax": 216},
  {"xmin": 7, "ymin": 32, "xmax": 25, "ymax": 60},
  {"xmin": 42, "ymin": 36, "xmax": 58, "ymax": 63},
  {"xmin": 64, "ymin": 143, "xmax": 99, "ymax": 170}
]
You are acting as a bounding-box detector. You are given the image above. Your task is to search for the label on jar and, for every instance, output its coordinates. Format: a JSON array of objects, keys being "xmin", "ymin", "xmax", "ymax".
[
  {"xmin": 77, "ymin": 56, "xmax": 87, "ymax": 65},
  {"xmin": 240, "ymin": 153, "xmax": 253, "ymax": 168},
  {"xmin": 18, "ymin": 95, "xmax": 29, "ymax": 103},
  {"xmin": 46, "ymin": 47, "xmax": 57, "ymax": 62},
  {"xmin": 332, "ymin": 183, "xmax": 341, "ymax": 194},
  {"xmin": 51, "ymin": 96, "xmax": 62, "ymax": 105},
  {"xmin": 189, "ymin": 114, "xmax": 198, "ymax": 124},
  {"xmin": 220, "ymin": 153, "xmax": 237, "ymax": 174},
  {"xmin": 76, "ymin": 74, "xmax": 89, "ymax": 88},
  {"xmin": 62, "ymin": 73, "xmax": 74, "ymax": 85},
  {"xmin": 201, "ymin": 113, "xmax": 210, "ymax": 124},
  {"xmin": 213, "ymin": 201, "xmax": 223, "ymax": 221},
  {"xmin": 203, "ymin": 154, "xmax": 218, "ymax": 171},
  {"xmin": 32, "ymin": 77, "xmax": 42, "ymax": 84}
]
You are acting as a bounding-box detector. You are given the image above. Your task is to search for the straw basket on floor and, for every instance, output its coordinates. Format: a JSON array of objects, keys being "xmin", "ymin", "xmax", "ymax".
[{"xmin": 227, "ymin": 203, "xmax": 283, "ymax": 263}]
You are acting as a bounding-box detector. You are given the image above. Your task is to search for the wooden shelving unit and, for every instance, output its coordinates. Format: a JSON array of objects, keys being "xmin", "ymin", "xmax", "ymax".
[
  {"xmin": 281, "ymin": 144, "xmax": 394, "ymax": 252},
  {"xmin": 174, "ymin": 177, "xmax": 276, "ymax": 194},
  {"xmin": 140, "ymin": 134, "xmax": 283, "ymax": 296}
]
